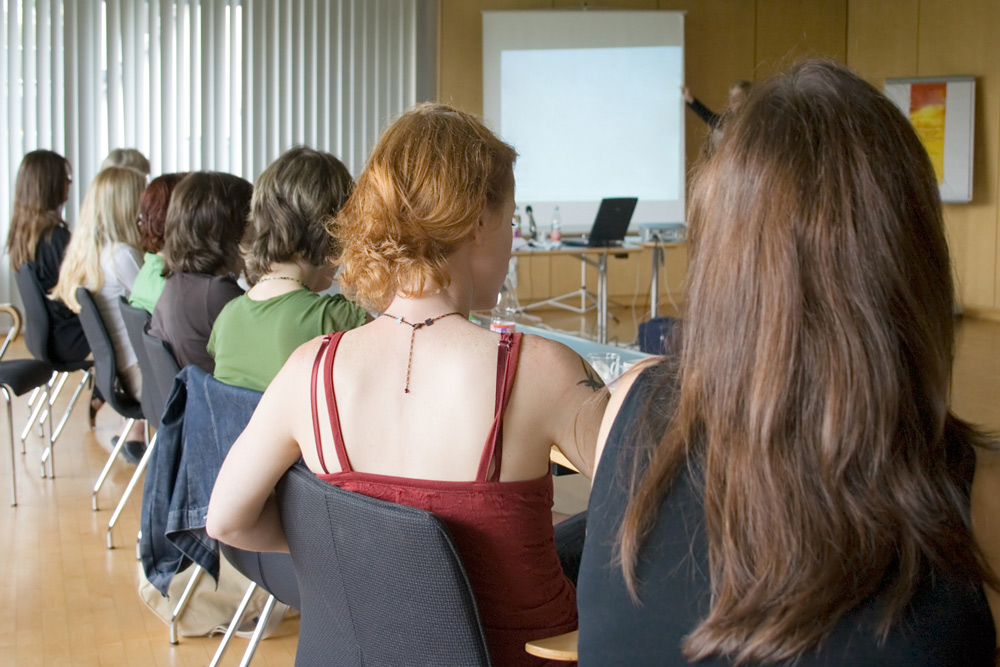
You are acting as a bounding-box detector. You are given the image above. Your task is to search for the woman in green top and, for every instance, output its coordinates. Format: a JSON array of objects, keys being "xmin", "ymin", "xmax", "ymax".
[
  {"xmin": 208, "ymin": 147, "xmax": 368, "ymax": 392},
  {"xmin": 130, "ymin": 173, "xmax": 187, "ymax": 313}
]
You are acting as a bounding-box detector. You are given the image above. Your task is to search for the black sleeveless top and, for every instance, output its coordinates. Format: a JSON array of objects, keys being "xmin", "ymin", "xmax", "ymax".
[{"xmin": 577, "ymin": 365, "xmax": 995, "ymax": 666}]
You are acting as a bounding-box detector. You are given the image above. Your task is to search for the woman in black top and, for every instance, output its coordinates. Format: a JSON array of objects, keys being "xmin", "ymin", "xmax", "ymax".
[
  {"xmin": 578, "ymin": 60, "xmax": 996, "ymax": 665},
  {"xmin": 6, "ymin": 150, "xmax": 90, "ymax": 363}
]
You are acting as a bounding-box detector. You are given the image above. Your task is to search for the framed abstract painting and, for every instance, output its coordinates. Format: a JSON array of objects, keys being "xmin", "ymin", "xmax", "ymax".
[{"xmin": 885, "ymin": 75, "xmax": 975, "ymax": 203}]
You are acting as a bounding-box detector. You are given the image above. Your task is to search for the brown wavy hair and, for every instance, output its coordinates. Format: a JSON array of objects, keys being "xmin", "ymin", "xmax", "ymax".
[
  {"xmin": 618, "ymin": 60, "xmax": 996, "ymax": 663},
  {"xmin": 243, "ymin": 146, "xmax": 353, "ymax": 284},
  {"xmin": 335, "ymin": 103, "xmax": 516, "ymax": 311},
  {"xmin": 138, "ymin": 173, "xmax": 187, "ymax": 253},
  {"xmin": 6, "ymin": 150, "xmax": 71, "ymax": 270},
  {"xmin": 161, "ymin": 172, "xmax": 252, "ymax": 276}
]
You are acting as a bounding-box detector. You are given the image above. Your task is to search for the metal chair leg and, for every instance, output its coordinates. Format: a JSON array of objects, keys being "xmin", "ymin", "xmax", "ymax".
[
  {"xmin": 21, "ymin": 371, "xmax": 57, "ymax": 447},
  {"xmin": 107, "ymin": 433, "xmax": 156, "ymax": 549},
  {"xmin": 40, "ymin": 392, "xmax": 54, "ymax": 478},
  {"xmin": 91, "ymin": 418, "xmax": 134, "ymax": 510},
  {"xmin": 4, "ymin": 387, "xmax": 15, "ymax": 506},
  {"xmin": 37, "ymin": 370, "xmax": 69, "ymax": 427},
  {"xmin": 49, "ymin": 369, "xmax": 91, "ymax": 443},
  {"xmin": 210, "ymin": 582, "xmax": 259, "ymax": 666},
  {"xmin": 239, "ymin": 594, "xmax": 277, "ymax": 667},
  {"xmin": 170, "ymin": 564, "xmax": 206, "ymax": 645}
]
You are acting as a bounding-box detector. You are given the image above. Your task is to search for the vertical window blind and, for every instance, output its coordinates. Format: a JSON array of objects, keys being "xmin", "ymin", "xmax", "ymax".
[{"xmin": 1, "ymin": 0, "xmax": 437, "ymax": 303}]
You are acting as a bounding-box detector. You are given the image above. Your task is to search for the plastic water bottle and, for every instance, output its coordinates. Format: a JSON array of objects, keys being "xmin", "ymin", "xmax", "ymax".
[
  {"xmin": 490, "ymin": 284, "xmax": 517, "ymax": 334},
  {"xmin": 525, "ymin": 205, "xmax": 537, "ymax": 241},
  {"xmin": 512, "ymin": 205, "xmax": 522, "ymax": 237},
  {"xmin": 550, "ymin": 206, "xmax": 562, "ymax": 243}
]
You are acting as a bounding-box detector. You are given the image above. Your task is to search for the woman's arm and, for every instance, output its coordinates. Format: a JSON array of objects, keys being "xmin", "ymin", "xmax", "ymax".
[
  {"xmin": 525, "ymin": 336, "xmax": 610, "ymax": 480},
  {"xmin": 206, "ymin": 348, "xmax": 311, "ymax": 552}
]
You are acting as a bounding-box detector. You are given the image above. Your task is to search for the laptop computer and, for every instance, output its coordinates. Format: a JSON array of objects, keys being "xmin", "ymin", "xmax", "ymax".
[{"xmin": 560, "ymin": 197, "xmax": 639, "ymax": 247}]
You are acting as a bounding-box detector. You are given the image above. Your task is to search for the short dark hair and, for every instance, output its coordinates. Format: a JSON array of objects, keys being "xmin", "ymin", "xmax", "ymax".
[
  {"xmin": 243, "ymin": 146, "xmax": 353, "ymax": 283},
  {"xmin": 161, "ymin": 172, "xmax": 252, "ymax": 276},
  {"xmin": 138, "ymin": 173, "xmax": 187, "ymax": 253}
]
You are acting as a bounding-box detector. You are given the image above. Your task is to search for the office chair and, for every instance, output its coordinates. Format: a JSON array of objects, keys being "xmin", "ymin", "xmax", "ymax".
[
  {"xmin": 75, "ymin": 288, "xmax": 148, "ymax": 536},
  {"xmin": 14, "ymin": 265, "xmax": 93, "ymax": 471},
  {"xmin": 276, "ymin": 461, "xmax": 493, "ymax": 666},
  {"xmin": 0, "ymin": 304, "xmax": 54, "ymax": 505}
]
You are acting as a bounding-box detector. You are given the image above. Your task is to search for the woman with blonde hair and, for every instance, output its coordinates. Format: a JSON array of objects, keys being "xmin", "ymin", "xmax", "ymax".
[
  {"xmin": 577, "ymin": 60, "xmax": 995, "ymax": 665},
  {"xmin": 208, "ymin": 103, "xmax": 607, "ymax": 665},
  {"xmin": 52, "ymin": 166, "xmax": 146, "ymax": 405}
]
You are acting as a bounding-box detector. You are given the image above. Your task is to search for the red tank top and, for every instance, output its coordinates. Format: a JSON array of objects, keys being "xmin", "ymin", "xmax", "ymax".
[{"xmin": 310, "ymin": 331, "xmax": 578, "ymax": 667}]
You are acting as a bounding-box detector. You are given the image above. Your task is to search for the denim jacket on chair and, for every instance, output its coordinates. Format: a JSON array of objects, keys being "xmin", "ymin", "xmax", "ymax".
[{"xmin": 140, "ymin": 365, "xmax": 262, "ymax": 596}]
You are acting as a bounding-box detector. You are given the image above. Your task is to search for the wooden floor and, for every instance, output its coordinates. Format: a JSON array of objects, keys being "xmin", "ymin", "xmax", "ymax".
[{"xmin": 0, "ymin": 309, "xmax": 997, "ymax": 665}]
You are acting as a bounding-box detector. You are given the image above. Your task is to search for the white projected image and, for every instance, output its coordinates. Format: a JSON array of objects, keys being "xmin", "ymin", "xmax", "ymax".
[{"xmin": 500, "ymin": 46, "xmax": 682, "ymax": 204}]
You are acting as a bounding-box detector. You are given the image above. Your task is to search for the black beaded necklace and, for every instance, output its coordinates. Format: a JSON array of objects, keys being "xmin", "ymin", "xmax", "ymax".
[{"xmin": 380, "ymin": 311, "xmax": 462, "ymax": 394}]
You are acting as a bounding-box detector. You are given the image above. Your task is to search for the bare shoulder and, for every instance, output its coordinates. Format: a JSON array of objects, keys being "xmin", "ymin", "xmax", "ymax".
[
  {"xmin": 517, "ymin": 334, "xmax": 595, "ymax": 383},
  {"xmin": 263, "ymin": 335, "xmax": 330, "ymax": 404}
]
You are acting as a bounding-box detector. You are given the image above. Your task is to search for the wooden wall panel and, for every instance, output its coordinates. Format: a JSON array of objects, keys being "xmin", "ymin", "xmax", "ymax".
[
  {"xmin": 754, "ymin": 0, "xmax": 847, "ymax": 77},
  {"xmin": 438, "ymin": 0, "xmax": 552, "ymax": 115},
  {"xmin": 918, "ymin": 0, "xmax": 1000, "ymax": 311},
  {"xmin": 438, "ymin": 0, "xmax": 1000, "ymax": 314},
  {"xmin": 659, "ymin": 0, "xmax": 756, "ymax": 175},
  {"xmin": 845, "ymin": 0, "xmax": 919, "ymax": 84}
]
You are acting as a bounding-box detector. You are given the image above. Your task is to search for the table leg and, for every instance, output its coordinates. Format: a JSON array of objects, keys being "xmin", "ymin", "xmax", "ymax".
[
  {"xmin": 650, "ymin": 245, "xmax": 662, "ymax": 319},
  {"xmin": 597, "ymin": 254, "xmax": 608, "ymax": 344}
]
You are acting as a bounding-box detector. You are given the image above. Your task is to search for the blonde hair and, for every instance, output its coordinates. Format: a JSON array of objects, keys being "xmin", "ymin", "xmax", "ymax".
[
  {"xmin": 101, "ymin": 148, "xmax": 150, "ymax": 175},
  {"xmin": 335, "ymin": 103, "xmax": 516, "ymax": 312},
  {"xmin": 51, "ymin": 167, "xmax": 145, "ymax": 312}
]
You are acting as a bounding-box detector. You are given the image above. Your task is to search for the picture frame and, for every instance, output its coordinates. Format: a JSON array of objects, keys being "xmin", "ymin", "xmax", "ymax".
[{"xmin": 884, "ymin": 75, "xmax": 975, "ymax": 203}]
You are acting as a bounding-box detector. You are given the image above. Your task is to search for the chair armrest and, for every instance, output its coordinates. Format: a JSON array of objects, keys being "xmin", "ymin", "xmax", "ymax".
[
  {"xmin": 525, "ymin": 629, "xmax": 578, "ymax": 661},
  {"xmin": 0, "ymin": 304, "xmax": 23, "ymax": 360},
  {"xmin": 549, "ymin": 446, "xmax": 580, "ymax": 473}
]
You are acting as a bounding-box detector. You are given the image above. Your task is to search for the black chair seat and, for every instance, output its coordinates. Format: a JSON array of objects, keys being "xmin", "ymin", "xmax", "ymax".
[
  {"xmin": 53, "ymin": 358, "xmax": 94, "ymax": 373},
  {"xmin": 0, "ymin": 359, "xmax": 56, "ymax": 396}
]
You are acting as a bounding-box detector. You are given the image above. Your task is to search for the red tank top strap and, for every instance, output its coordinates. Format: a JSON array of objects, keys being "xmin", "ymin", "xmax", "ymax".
[
  {"xmin": 475, "ymin": 332, "xmax": 523, "ymax": 482},
  {"xmin": 309, "ymin": 331, "xmax": 351, "ymax": 474}
]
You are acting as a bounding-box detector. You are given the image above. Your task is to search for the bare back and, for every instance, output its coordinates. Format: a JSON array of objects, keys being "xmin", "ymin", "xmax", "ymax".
[{"xmin": 293, "ymin": 317, "xmax": 603, "ymax": 483}]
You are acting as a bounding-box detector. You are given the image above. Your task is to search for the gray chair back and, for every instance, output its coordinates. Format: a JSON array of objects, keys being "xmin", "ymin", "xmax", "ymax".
[
  {"xmin": 15, "ymin": 265, "xmax": 91, "ymax": 371},
  {"xmin": 276, "ymin": 462, "xmax": 492, "ymax": 666},
  {"xmin": 140, "ymin": 329, "xmax": 181, "ymax": 429},
  {"xmin": 118, "ymin": 299, "xmax": 162, "ymax": 428},
  {"xmin": 75, "ymin": 288, "xmax": 142, "ymax": 420}
]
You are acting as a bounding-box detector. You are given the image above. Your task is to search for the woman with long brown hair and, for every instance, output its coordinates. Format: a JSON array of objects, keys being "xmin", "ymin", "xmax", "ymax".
[
  {"xmin": 6, "ymin": 150, "xmax": 89, "ymax": 362},
  {"xmin": 577, "ymin": 60, "xmax": 996, "ymax": 665}
]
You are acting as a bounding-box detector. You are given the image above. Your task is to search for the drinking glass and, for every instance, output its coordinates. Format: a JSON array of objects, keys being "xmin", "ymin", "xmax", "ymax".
[{"xmin": 586, "ymin": 352, "xmax": 621, "ymax": 385}]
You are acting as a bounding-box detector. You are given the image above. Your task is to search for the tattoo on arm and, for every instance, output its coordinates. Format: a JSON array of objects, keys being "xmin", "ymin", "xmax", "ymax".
[{"xmin": 577, "ymin": 359, "xmax": 605, "ymax": 392}]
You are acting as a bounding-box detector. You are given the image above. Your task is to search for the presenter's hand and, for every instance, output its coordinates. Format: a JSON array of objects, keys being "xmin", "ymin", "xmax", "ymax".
[{"xmin": 681, "ymin": 86, "xmax": 693, "ymax": 104}]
